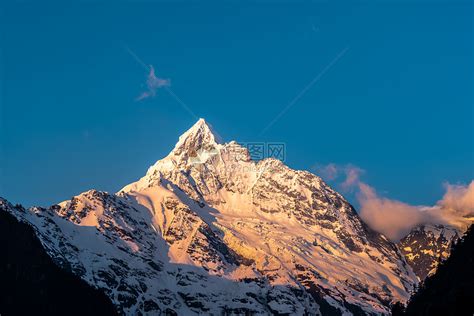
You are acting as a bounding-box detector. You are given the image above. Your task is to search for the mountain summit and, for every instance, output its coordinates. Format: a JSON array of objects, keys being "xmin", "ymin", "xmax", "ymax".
[
  {"xmin": 174, "ymin": 118, "xmax": 223, "ymax": 149},
  {"xmin": 2, "ymin": 119, "xmax": 419, "ymax": 315}
]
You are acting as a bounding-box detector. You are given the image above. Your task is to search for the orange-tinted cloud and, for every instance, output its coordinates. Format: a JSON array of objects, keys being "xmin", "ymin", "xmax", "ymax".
[
  {"xmin": 357, "ymin": 180, "xmax": 474, "ymax": 241},
  {"xmin": 315, "ymin": 163, "xmax": 339, "ymax": 180},
  {"xmin": 357, "ymin": 182, "xmax": 437, "ymax": 240},
  {"xmin": 435, "ymin": 181, "xmax": 474, "ymax": 229},
  {"xmin": 315, "ymin": 163, "xmax": 474, "ymax": 241},
  {"xmin": 341, "ymin": 165, "xmax": 364, "ymax": 191},
  {"xmin": 313, "ymin": 163, "xmax": 364, "ymax": 190}
]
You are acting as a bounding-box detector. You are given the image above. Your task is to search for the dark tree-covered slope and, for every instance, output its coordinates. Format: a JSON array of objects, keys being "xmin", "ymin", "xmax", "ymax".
[
  {"xmin": 0, "ymin": 207, "xmax": 118, "ymax": 316},
  {"xmin": 393, "ymin": 224, "xmax": 474, "ymax": 316}
]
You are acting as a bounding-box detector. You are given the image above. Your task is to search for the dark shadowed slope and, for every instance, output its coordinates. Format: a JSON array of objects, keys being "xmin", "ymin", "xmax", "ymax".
[
  {"xmin": 393, "ymin": 224, "xmax": 474, "ymax": 316},
  {"xmin": 0, "ymin": 205, "xmax": 118, "ymax": 316}
]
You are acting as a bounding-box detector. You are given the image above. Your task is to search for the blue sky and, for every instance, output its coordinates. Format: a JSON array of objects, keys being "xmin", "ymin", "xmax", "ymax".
[{"xmin": 1, "ymin": 1, "xmax": 473, "ymax": 207}]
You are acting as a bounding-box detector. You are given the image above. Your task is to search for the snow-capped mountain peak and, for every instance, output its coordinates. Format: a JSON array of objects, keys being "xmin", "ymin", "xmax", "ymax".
[
  {"xmin": 173, "ymin": 118, "xmax": 223, "ymax": 152},
  {"xmin": 3, "ymin": 119, "xmax": 420, "ymax": 315}
]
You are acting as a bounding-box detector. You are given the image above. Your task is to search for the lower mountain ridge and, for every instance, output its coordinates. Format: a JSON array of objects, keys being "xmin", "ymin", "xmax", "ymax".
[
  {"xmin": 393, "ymin": 224, "xmax": 474, "ymax": 316},
  {"xmin": 1, "ymin": 119, "xmax": 422, "ymax": 315},
  {"xmin": 398, "ymin": 224, "xmax": 460, "ymax": 280}
]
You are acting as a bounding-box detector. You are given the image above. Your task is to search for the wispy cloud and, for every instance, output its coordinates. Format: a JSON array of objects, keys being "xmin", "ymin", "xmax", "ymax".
[
  {"xmin": 436, "ymin": 181, "xmax": 474, "ymax": 228},
  {"xmin": 314, "ymin": 162, "xmax": 474, "ymax": 241},
  {"xmin": 358, "ymin": 181, "xmax": 474, "ymax": 241},
  {"xmin": 317, "ymin": 163, "xmax": 339, "ymax": 181},
  {"xmin": 313, "ymin": 163, "xmax": 364, "ymax": 191},
  {"xmin": 357, "ymin": 182, "xmax": 437, "ymax": 241},
  {"xmin": 123, "ymin": 45, "xmax": 198, "ymax": 118},
  {"xmin": 341, "ymin": 165, "xmax": 364, "ymax": 191},
  {"xmin": 136, "ymin": 65, "xmax": 171, "ymax": 101}
]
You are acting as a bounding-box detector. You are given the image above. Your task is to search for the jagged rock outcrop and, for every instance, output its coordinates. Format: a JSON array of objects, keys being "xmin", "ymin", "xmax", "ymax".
[{"xmin": 398, "ymin": 224, "xmax": 460, "ymax": 280}]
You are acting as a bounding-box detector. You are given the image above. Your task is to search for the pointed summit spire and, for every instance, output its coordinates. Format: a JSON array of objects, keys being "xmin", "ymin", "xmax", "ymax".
[
  {"xmin": 189, "ymin": 118, "xmax": 218, "ymax": 136},
  {"xmin": 172, "ymin": 118, "xmax": 223, "ymax": 154}
]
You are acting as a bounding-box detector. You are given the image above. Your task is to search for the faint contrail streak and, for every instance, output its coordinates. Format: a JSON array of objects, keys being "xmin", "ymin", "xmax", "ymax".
[
  {"xmin": 259, "ymin": 46, "xmax": 349, "ymax": 136},
  {"xmin": 164, "ymin": 86, "xmax": 198, "ymax": 119},
  {"xmin": 124, "ymin": 45, "xmax": 150, "ymax": 72}
]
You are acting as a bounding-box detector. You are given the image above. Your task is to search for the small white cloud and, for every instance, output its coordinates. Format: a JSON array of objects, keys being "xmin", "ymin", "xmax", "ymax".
[
  {"xmin": 314, "ymin": 163, "xmax": 339, "ymax": 180},
  {"xmin": 313, "ymin": 163, "xmax": 364, "ymax": 191},
  {"xmin": 136, "ymin": 65, "xmax": 170, "ymax": 101},
  {"xmin": 341, "ymin": 165, "xmax": 364, "ymax": 191}
]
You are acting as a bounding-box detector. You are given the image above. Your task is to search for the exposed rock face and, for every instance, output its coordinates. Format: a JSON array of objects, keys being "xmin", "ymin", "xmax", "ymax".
[
  {"xmin": 1, "ymin": 119, "xmax": 419, "ymax": 315},
  {"xmin": 398, "ymin": 224, "xmax": 460, "ymax": 280},
  {"xmin": 396, "ymin": 225, "xmax": 474, "ymax": 316}
]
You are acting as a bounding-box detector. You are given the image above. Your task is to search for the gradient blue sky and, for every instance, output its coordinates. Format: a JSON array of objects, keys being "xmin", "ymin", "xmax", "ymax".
[{"xmin": 1, "ymin": 1, "xmax": 473, "ymax": 207}]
